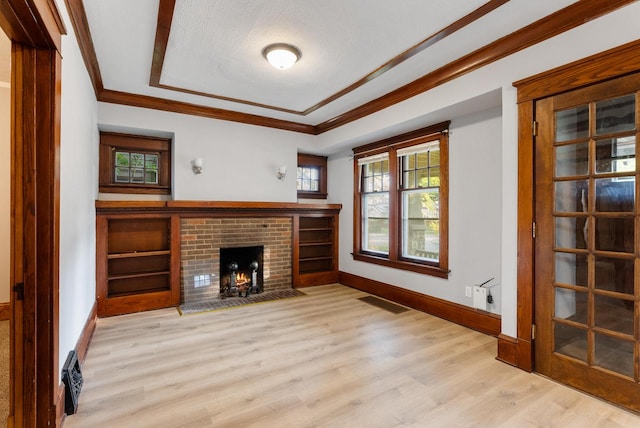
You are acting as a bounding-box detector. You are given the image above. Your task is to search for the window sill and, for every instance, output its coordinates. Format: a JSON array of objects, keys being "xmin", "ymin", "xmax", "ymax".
[
  {"xmin": 99, "ymin": 184, "xmax": 171, "ymax": 195},
  {"xmin": 297, "ymin": 191, "xmax": 328, "ymax": 199},
  {"xmin": 352, "ymin": 252, "xmax": 449, "ymax": 279}
]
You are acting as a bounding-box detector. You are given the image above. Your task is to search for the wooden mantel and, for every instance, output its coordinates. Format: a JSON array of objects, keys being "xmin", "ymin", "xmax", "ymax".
[{"xmin": 95, "ymin": 200, "xmax": 342, "ymax": 215}]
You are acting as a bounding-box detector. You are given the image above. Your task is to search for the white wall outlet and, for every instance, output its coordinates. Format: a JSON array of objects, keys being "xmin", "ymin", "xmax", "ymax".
[
  {"xmin": 465, "ymin": 286, "xmax": 472, "ymax": 298},
  {"xmin": 473, "ymin": 286, "xmax": 488, "ymax": 310}
]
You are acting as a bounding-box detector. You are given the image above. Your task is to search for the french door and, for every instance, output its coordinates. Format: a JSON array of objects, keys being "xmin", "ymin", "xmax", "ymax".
[{"xmin": 534, "ymin": 73, "xmax": 640, "ymax": 411}]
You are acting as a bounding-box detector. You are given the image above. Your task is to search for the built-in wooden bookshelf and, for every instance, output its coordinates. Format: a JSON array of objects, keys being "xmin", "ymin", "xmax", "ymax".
[
  {"xmin": 294, "ymin": 214, "xmax": 339, "ymax": 286},
  {"xmin": 96, "ymin": 210, "xmax": 180, "ymax": 317}
]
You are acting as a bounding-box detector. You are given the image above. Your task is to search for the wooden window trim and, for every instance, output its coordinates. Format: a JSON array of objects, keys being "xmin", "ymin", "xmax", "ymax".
[
  {"xmin": 353, "ymin": 121, "xmax": 450, "ymax": 278},
  {"xmin": 99, "ymin": 132, "xmax": 172, "ymax": 195},
  {"xmin": 297, "ymin": 153, "xmax": 328, "ymax": 199}
]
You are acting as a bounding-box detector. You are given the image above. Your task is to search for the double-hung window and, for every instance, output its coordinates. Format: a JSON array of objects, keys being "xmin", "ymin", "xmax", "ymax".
[{"xmin": 353, "ymin": 121, "xmax": 449, "ymax": 278}]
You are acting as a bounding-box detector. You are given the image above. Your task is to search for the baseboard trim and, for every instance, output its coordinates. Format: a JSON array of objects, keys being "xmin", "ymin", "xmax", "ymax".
[
  {"xmin": 56, "ymin": 383, "xmax": 65, "ymax": 427},
  {"xmin": 496, "ymin": 333, "xmax": 532, "ymax": 372},
  {"xmin": 76, "ymin": 302, "xmax": 98, "ymax": 364},
  {"xmin": 339, "ymin": 271, "xmax": 501, "ymax": 337},
  {"xmin": 0, "ymin": 302, "xmax": 10, "ymax": 321}
]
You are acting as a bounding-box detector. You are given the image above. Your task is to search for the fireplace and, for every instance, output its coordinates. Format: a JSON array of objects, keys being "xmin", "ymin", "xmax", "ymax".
[
  {"xmin": 220, "ymin": 246, "xmax": 264, "ymax": 298},
  {"xmin": 180, "ymin": 217, "xmax": 293, "ymax": 305}
]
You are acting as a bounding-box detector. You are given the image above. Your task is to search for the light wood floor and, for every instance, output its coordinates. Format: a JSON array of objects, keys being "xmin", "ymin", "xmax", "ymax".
[{"xmin": 64, "ymin": 284, "xmax": 640, "ymax": 428}]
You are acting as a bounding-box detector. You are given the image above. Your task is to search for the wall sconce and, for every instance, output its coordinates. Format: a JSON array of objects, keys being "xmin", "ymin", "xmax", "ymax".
[
  {"xmin": 192, "ymin": 158, "xmax": 203, "ymax": 175},
  {"xmin": 276, "ymin": 165, "xmax": 287, "ymax": 181}
]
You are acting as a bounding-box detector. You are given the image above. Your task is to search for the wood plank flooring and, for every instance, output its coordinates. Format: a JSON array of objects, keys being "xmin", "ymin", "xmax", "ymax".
[{"xmin": 63, "ymin": 284, "xmax": 640, "ymax": 428}]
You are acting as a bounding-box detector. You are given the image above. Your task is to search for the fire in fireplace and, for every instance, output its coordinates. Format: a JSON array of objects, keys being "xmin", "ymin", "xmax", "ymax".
[{"xmin": 220, "ymin": 246, "xmax": 264, "ymax": 298}]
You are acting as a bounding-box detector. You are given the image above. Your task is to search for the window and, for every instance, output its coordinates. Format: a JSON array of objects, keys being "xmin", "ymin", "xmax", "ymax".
[
  {"xmin": 99, "ymin": 132, "xmax": 171, "ymax": 194},
  {"xmin": 297, "ymin": 153, "xmax": 327, "ymax": 199},
  {"xmin": 353, "ymin": 121, "xmax": 449, "ymax": 278}
]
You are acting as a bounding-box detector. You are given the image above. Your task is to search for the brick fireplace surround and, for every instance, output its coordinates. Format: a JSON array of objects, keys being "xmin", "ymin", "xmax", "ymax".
[{"xmin": 181, "ymin": 217, "xmax": 292, "ymax": 304}]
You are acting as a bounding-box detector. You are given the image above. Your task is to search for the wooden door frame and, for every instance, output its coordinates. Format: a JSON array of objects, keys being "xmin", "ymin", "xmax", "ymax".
[
  {"xmin": 1, "ymin": 0, "xmax": 65, "ymax": 426},
  {"xmin": 496, "ymin": 39, "xmax": 640, "ymax": 371}
]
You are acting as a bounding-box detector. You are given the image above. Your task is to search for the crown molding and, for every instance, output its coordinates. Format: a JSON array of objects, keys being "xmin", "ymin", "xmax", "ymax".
[{"xmin": 66, "ymin": 0, "xmax": 636, "ymax": 134}]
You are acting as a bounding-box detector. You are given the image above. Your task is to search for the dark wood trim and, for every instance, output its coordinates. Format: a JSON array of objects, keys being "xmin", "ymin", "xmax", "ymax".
[
  {"xmin": 339, "ymin": 271, "xmax": 501, "ymax": 337},
  {"xmin": 0, "ymin": 302, "xmax": 9, "ymax": 321},
  {"xmin": 63, "ymin": 0, "xmax": 103, "ymax": 96},
  {"xmin": 0, "ymin": 0, "xmax": 65, "ymax": 50},
  {"xmin": 64, "ymin": 0, "xmax": 633, "ymax": 134},
  {"xmin": 353, "ymin": 121, "xmax": 450, "ymax": 155},
  {"xmin": 514, "ymin": 38, "xmax": 640, "ymax": 103},
  {"xmin": 149, "ymin": 0, "xmax": 175, "ymax": 86},
  {"xmin": 96, "ymin": 200, "xmax": 342, "ymax": 216},
  {"xmin": 75, "ymin": 302, "xmax": 97, "ymax": 364},
  {"xmin": 148, "ymin": 1, "xmax": 507, "ymax": 117},
  {"xmin": 55, "ymin": 383, "xmax": 65, "ymax": 427},
  {"xmin": 515, "ymin": 100, "xmax": 535, "ymax": 373},
  {"xmin": 496, "ymin": 334, "xmax": 518, "ymax": 367},
  {"xmin": 315, "ymin": 0, "xmax": 636, "ymax": 133},
  {"xmin": 98, "ymin": 89, "xmax": 317, "ymax": 134}
]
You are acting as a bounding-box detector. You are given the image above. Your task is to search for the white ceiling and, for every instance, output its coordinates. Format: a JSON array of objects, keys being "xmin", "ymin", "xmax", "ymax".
[{"xmin": 84, "ymin": 0, "xmax": 577, "ymax": 126}]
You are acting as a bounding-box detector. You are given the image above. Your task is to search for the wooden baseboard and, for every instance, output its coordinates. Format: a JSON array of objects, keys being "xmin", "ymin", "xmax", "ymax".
[
  {"xmin": 0, "ymin": 302, "xmax": 9, "ymax": 321},
  {"xmin": 496, "ymin": 333, "xmax": 533, "ymax": 372},
  {"xmin": 56, "ymin": 383, "xmax": 65, "ymax": 427},
  {"xmin": 339, "ymin": 271, "xmax": 501, "ymax": 337},
  {"xmin": 76, "ymin": 302, "xmax": 98, "ymax": 364}
]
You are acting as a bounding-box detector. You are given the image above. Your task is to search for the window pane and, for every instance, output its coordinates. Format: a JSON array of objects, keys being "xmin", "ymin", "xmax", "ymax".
[
  {"xmin": 363, "ymin": 193, "xmax": 389, "ymax": 254},
  {"xmin": 555, "ymin": 217, "xmax": 587, "ymax": 250},
  {"xmin": 404, "ymin": 171, "xmax": 415, "ymax": 189},
  {"xmin": 145, "ymin": 154, "xmax": 158, "ymax": 169},
  {"xmin": 555, "ymin": 180, "xmax": 588, "ymax": 212},
  {"xmin": 416, "ymin": 169, "xmax": 428, "ymax": 187},
  {"xmin": 595, "ymin": 177, "xmax": 635, "ymax": 212},
  {"xmin": 429, "ymin": 167, "xmax": 440, "ymax": 187},
  {"xmin": 302, "ymin": 180, "xmax": 311, "ymax": 191},
  {"xmin": 416, "ymin": 152, "xmax": 428, "ymax": 169},
  {"xmin": 114, "ymin": 167, "xmax": 129, "ymax": 183},
  {"xmin": 429, "ymin": 149, "xmax": 440, "ymax": 167},
  {"xmin": 594, "ymin": 333, "xmax": 634, "ymax": 378},
  {"xmin": 310, "ymin": 168, "xmax": 319, "ymax": 180},
  {"xmin": 595, "ymin": 94, "xmax": 635, "ymax": 135},
  {"xmin": 594, "ymin": 295, "xmax": 634, "ymax": 336},
  {"xmin": 555, "ymin": 252, "xmax": 587, "ymax": 287},
  {"xmin": 555, "ymin": 142, "xmax": 589, "ymax": 177},
  {"xmin": 402, "ymin": 189, "xmax": 439, "ymax": 262},
  {"xmin": 130, "ymin": 153, "xmax": 144, "ymax": 168},
  {"xmin": 310, "ymin": 180, "xmax": 319, "ymax": 191},
  {"xmin": 297, "ymin": 167, "xmax": 302, "ymax": 179},
  {"xmin": 131, "ymin": 168, "xmax": 144, "ymax": 183},
  {"xmin": 595, "ymin": 217, "xmax": 635, "ymax": 253},
  {"xmin": 115, "ymin": 152, "xmax": 129, "ymax": 167},
  {"xmin": 363, "ymin": 177, "xmax": 373, "ymax": 193},
  {"xmin": 555, "ymin": 288, "xmax": 587, "ymax": 324},
  {"xmin": 554, "ymin": 322, "xmax": 587, "ymax": 362},
  {"xmin": 556, "ymin": 105, "xmax": 589, "ymax": 142},
  {"xmin": 145, "ymin": 170, "xmax": 158, "ymax": 184},
  {"xmin": 595, "ymin": 137, "xmax": 636, "ymax": 174},
  {"xmin": 594, "ymin": 256, "xmax": 634, "ymax": 294}
]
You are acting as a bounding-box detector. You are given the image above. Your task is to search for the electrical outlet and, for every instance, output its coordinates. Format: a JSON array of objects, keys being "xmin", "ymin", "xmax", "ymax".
[
  {"xmin": 465, "ymin": 286, "xmax": 472, "ymax": 298},
  {"xmin": 473, "ymin": 286, "xmax": 488, "ymax": 310}
]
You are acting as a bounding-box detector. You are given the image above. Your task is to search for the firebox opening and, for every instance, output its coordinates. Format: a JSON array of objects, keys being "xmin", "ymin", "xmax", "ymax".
[{"xmin": 220, "ymin": 246, "xmax": 264, "ymax": 298}]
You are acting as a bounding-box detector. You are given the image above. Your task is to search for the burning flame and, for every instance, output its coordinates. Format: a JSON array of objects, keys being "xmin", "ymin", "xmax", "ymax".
[{"xmin": 236, "ymin": 272, "xmax": 250, "ymax": 286}]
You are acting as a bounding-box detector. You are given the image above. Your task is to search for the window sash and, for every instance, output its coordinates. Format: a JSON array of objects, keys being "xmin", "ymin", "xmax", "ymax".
[{"xmin": 401, "ymin": 188, "xmax": 440, "ymax": 262}]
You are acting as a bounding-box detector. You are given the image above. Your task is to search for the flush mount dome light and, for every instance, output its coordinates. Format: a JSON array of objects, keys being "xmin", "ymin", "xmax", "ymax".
[{"xmin": 262, "ymin": 43, "xmax": 301, "ymax": 70}]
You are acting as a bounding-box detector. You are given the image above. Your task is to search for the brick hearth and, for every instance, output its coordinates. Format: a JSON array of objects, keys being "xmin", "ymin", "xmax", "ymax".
[{"xmin": 180, "ymin": 217, "xmax": 292, "ymax": 304}]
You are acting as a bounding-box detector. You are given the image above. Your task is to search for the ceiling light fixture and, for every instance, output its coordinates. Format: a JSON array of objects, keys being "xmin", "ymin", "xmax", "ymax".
[{"xmin": 262, "ymin": 43, "xmax": 301, "ymax": 70}]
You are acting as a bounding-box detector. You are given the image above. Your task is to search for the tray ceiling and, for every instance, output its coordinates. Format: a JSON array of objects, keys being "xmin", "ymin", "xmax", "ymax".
[{"xmin": 84, "ymin": 0, "xmax": 578, "ymax": 127}]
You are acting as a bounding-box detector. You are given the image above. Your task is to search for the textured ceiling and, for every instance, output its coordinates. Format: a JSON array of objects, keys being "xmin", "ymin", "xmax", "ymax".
[{"xmin": 84, "ymin": 0, "xmax": 578, "ymax": 125}]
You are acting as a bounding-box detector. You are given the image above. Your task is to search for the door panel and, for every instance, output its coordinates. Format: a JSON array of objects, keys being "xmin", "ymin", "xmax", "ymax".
[{"xmin": 534, "ymin": 73, "xmax": 640, "ymax": 412}]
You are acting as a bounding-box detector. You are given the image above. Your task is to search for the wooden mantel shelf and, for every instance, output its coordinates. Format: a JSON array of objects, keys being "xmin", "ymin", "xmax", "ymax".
[{"xmin": 96, "ymin": 200, "xmax": 342, "ymax": 215}]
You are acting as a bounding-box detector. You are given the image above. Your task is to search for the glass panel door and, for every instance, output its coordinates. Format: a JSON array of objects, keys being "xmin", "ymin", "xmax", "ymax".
[{"xmin": 534, "ymin": 74, "xmax": 640, "ymax": 412}]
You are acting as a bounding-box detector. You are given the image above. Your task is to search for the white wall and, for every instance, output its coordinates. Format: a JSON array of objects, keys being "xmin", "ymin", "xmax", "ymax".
[
  {"xmin": 56, "ymin": 0, "xmax": 100, "ymax": 369},
  {"xmin": 97, "ymin": 104, "xmax": 316, "ymax": 202},
  {"xmin": 0, "ymin": 86, "xmax": 9, "ymax": 304}
]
